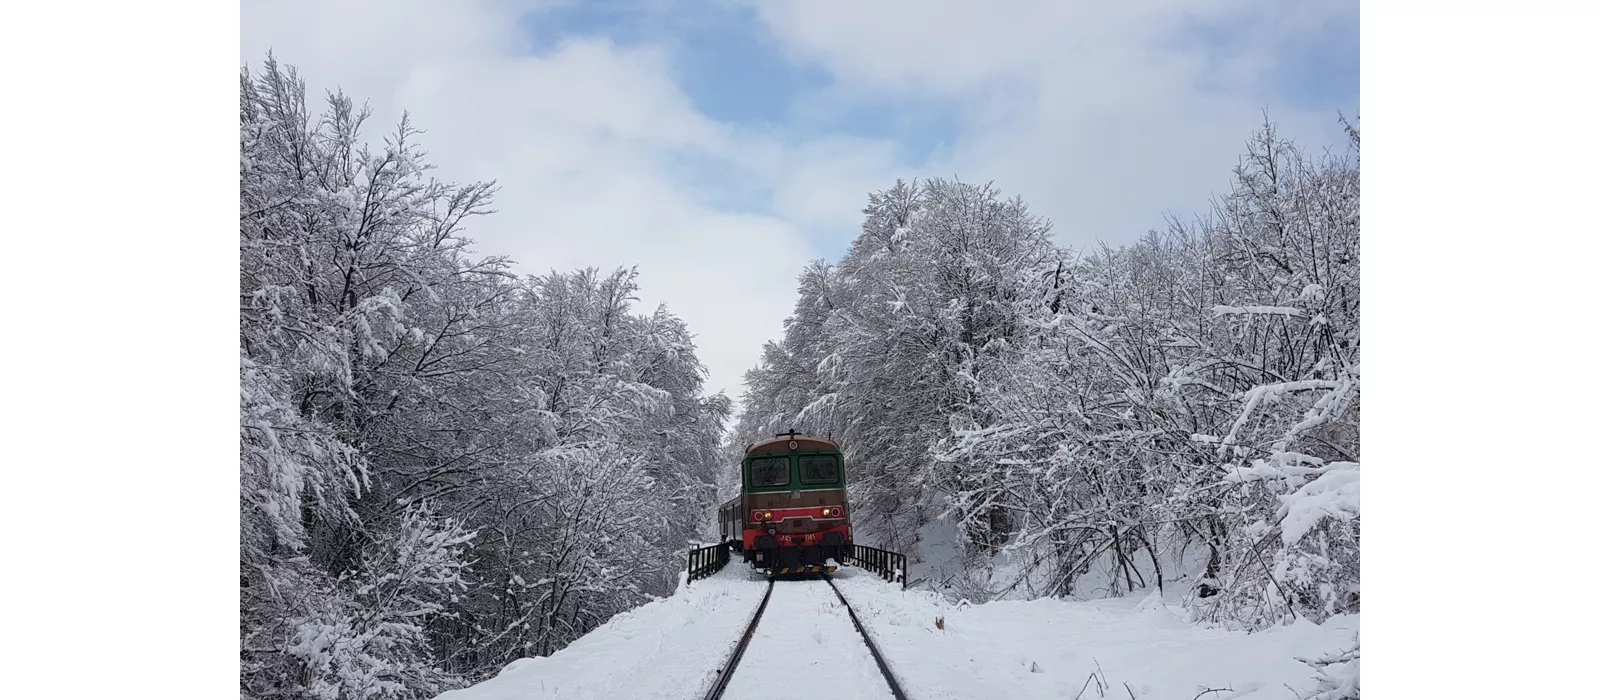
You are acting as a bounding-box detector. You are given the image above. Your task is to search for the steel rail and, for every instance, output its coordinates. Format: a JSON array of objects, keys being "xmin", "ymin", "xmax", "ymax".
[
  {"xmin": 700, "ymin": 579, "xmax": 775, "ymax": 700},
  {"xmin": 702, "ymin": 575, "xmax": 910, "ymax": 700},
  {"xmin": 824, "ymin": 575, "xmax": 911, "ymax": 700}
]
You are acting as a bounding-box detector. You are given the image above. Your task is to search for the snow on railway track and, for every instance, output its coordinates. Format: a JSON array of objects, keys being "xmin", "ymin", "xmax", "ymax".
[{"xmin": 714, "ymin": 576, "xmax": 901, "ymax": 700}]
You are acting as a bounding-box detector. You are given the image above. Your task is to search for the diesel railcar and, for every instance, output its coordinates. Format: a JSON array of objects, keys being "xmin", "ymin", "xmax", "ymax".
[{"xmin": 718, "ymin": 431, "xmax": 851, "ymax": 574}]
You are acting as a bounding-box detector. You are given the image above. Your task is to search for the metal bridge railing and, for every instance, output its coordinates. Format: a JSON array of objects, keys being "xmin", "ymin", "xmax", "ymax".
[
  {"xmin": 848, "ymin": 544, "xmax": 907, "ymax": 589},
  {"xmin": 687, "ymin": 541, "xmax": 732, "ymax": 583}
]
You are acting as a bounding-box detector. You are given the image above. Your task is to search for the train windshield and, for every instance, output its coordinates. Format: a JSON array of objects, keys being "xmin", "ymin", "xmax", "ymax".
[
  {"xmin": 748, "ymin": 456, "xmax": 791, "ymax": 487},
  {"xmin": 798, "ymin": 455, "xmax": 840, "ymax": 485}
]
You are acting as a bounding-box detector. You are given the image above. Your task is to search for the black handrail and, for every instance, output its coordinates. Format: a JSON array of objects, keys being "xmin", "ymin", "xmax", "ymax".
[
  {"xmin": 847, "ymin": 543, "xmax": 907, "ymax": 589},
  {"xmin": 687, "ymin": 541, "xmax": 732, "ymax": 583}
]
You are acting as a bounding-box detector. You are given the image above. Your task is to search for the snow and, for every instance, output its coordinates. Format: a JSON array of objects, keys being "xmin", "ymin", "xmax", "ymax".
[
  {"xmin": 432, "ymin": 565, "xmax": 769, "ymax": 700},
  {"xmin": 1277, "ymin": 461, "xmax": 1360, "ymax": 546},
  {"xmin": 908, "ymin": 507, "xmax": 964, "ymax": 589},
  {"xmin": 1303, "ymin": 646, "xmax": 1360, "ymax": 699},
  {"xmin": 1211, "ymin": 305, "xmax": 1303, "ymax": 317},
  {"xmin": 1297, "ymin": 284, "xmax": 1327, "ymax": 301},
  {"xmin": 434, "ymin": 565, "xmax": 1357, "ymax": 700},
  {"xmin": 830, "ymin": 569, "xmax": 1359, "ymax": 700},
  {"xmin": 720, "ymin": 579, "xmax": 894, "ymax": 699}
]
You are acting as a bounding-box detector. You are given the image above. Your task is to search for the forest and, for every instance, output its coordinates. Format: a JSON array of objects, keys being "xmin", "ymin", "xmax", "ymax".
[
  {"xmin": 240, "ymin": 58, "xmax": 729, "ymax": 699},
  {"xmin": 732, "ymin": 119, "xmax": 1361, "ymax": 632},
  {"xmin": 240, "ymin": 56, "xmax": 1358, "ymax": 699}
]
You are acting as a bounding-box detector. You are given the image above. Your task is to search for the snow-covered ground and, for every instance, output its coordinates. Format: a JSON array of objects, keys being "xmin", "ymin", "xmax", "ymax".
[
  {"xmin": 721, "ymin": 578, "xmax": 893, "ymax": 699},
  {"xmin": 433, "ymin": 564, "xmax": 1358, "ymax": 700},
  {"xmin": 831, "ymin": 569, "xmax": 1358, "ymax": 700},
  {"xmin": 433, "ymin": 565, "xmax": 769, "ymax": 700}
]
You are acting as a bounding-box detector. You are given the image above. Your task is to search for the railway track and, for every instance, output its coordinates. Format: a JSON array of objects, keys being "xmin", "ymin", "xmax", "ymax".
[
  {"xmin": 701, "ymin": 574, "xmax": 910, "ymax": 700},
  {"xmin": 699, "ymin": 579, "xmax": 775, "ymax": 700},
  {"xmin": 823, "ymin": 575, "xmax": 911, "ymax": 700}
]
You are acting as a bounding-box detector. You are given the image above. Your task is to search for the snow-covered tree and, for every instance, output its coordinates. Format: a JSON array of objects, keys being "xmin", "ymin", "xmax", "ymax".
[
  {"xmin": 240, "ymin": 56, "xmax": 729, "ymax": 698},
  {"xmin": 736, "ymin": 120, "xmax": 1359, "ymax": 631},
  {"xmin": 735, "ymin": 179, "xmax": 1062, "ymax": 554}
]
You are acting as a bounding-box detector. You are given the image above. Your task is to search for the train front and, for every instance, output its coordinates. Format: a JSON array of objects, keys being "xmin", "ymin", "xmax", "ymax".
[{"xmin": 740, "ymin": 433, "xmax": 852, "ymax": 574}]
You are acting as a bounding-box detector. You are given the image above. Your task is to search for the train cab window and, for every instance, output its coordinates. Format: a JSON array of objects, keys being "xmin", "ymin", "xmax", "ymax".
[
  {"xmin": 798, "ymin": 455, "xmax": 840, "ymax": 485},
  {"xmin": 747, "ymin": 456, "xmax": 791, "ymax": 487}
]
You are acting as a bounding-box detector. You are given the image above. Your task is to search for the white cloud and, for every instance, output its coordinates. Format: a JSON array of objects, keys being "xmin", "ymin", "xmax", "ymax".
[
  {"xmin": 241, "ymin": 0, "xmax": 905, "ymax": 403},
  {"xmin": 765, "ymin": 137, "xmax": 903, "ymax": 235},
  {"xmin": 753, "ymin": 0, "xmax": 1357, "ymax": 247},
  {"xmin": 241, "ymin": 0, "xmax": 1356, "ymax": 403}
]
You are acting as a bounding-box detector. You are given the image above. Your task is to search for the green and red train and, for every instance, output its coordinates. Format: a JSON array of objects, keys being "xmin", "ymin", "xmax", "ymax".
[{"xmin": 718, "ymin": 431, "xmax": 851, "ymax": 574}]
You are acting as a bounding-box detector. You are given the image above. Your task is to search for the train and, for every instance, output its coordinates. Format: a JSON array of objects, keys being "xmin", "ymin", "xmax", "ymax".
[{"xmin": 718, "ymin": 430, "xmax": 852, "ymax": 575}]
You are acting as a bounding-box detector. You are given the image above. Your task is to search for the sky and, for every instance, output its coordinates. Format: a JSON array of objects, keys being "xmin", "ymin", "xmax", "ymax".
[{"xmin": 240, "ymin": 0, "xmax": 1359, "ymax": 405}]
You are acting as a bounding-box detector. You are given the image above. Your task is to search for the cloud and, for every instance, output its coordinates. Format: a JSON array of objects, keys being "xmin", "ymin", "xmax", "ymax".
[
  {"xmin": 752, "ymin": 0, "xmax": 1358, "ymax": 246},
  {"xmin": 241, "ymin": 0, "xmax": 906, "ymax": 403},
  {"xmin": 241, "ymin": 0, "xmax": 1357, "ymax": 403}
]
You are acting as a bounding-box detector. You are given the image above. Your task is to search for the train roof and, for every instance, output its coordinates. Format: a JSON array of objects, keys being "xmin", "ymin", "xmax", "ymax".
[{"xmin": 745, "ymin": 431, "xmax": 838, "ymax": 455}]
